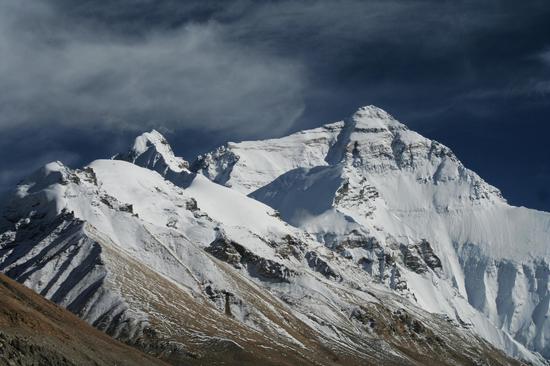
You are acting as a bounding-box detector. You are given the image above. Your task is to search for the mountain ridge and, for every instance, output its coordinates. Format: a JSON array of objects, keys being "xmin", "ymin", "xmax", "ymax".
[{"xmin": 0, "ymin": 105, "xmax": 548, "ymax": 365}]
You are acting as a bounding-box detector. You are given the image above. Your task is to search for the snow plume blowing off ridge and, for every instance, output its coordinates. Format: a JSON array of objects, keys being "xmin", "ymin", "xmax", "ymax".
[{"xmin": 0, "ymin": 105, "xmax": 548, "ymax": 365}]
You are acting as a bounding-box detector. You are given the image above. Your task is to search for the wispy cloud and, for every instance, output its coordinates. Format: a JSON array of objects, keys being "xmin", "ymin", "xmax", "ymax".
[
  {"xmin": 2, "ymin": 0, "xmax": 547, "ymax": 137},
  {"xmin": 0, "ymin": 1, "xmax": 305, "ymax": 135},
  {"xmin": 533, "ymin": 50, "xmax": 550, "ymax": 95}
]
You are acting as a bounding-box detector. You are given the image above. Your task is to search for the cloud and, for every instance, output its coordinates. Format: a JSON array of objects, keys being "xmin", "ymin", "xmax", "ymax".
[
  {"xmin": 532, "ymin": 50, "xmax": 550, "ymax": 95},
  {"xmin": 2, "ymin": 0, "xmax": 546, "ymax": 139},
  {"xmin": 0, "ymin": 1, "xmax": 306, "ymax": 136},
  {"xmin": 541, "ymin": 50, "xmax": 550, "ymax": 63}
]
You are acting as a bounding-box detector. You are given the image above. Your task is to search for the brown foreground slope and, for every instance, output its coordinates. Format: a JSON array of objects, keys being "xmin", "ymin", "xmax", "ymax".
[
  {"xmin": 0, "ymin": 273, "xmax": 167, "ymax": 366},
  {"xmin": 0, "ymin": 247, "xmax": 525, "ymax": 366}
]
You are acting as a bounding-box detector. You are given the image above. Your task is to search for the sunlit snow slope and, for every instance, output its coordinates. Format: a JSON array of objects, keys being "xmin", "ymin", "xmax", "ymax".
[{"xmin": 194, "ymin": 105, "xmax": 550, "ymax": 361}]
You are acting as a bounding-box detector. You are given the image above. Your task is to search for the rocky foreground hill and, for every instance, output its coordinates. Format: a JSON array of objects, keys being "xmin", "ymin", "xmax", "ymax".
[{"xmin": 0, "ymin": 272, "xmax": 166, "ymax": 365}]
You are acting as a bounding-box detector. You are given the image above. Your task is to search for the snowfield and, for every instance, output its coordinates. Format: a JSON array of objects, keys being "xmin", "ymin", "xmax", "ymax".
[{"xmin": 0, "ymin": 105, "xmax": 548, "ymax": 365}]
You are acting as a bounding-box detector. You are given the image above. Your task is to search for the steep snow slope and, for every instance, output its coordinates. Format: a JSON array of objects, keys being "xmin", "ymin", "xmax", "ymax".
[
  {"xmin": 0, "ymin": 142, "xmax": 530, "ymax": 364},
  {"xmin": 195, "ymin": 105, "xmax": 550, "ymax": 361},
  {"xmin": 191, "ymin": 122, "xmax": 343, "ymax": 193}
]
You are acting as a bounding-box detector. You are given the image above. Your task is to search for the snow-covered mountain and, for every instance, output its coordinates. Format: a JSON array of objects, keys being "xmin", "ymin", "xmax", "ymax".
[
  {"xmin": 0, "ymin": 105, "xmax": 547, "ymax": 365},
  {"xmin": 193, "ymin": 105, "xmax": 550, "ymax": 361}
]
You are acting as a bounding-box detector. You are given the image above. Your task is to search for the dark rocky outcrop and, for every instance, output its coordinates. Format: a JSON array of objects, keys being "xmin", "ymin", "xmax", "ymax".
[
  {"xmin": 400, "ymin": 240, "xmax": 442, "ymax": 274},
  {"xmin": 206, "ymin": 236, "xmax": 295, "ymax": 283},
  {"xmin": 205, "ymin": 237, "xmax": 242, "ymax": 268},
  {"xmin": 417, "ymin": 240, "xmax": 442, "ymax": 271},
  {"xmin": 305, "ymin": 251, "xmax": 340, "ymax": 280},
  {"xmin": 400, "ymin": 245, "xmax": 429, "ymax": 274}
]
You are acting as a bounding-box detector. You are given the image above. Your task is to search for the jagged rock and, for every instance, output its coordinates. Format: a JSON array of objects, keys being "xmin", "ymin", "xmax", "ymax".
[
  {"xmin": 276, "ymin": 235, "xmax": 306, "ymax": 259},
  {"xmin": 206, "ymin": 236, "xmax": 295, "ymax": 282},
  {"xmin": 119, "ymin": 204, "xmax": 133, "ymax": 213},
  {"xmin": 305, "ymin": 251, "xmax": 340, "ymax": 280},
  {"xmin": 389, "ymin": 267, "xmax": 408, "ymax": 291},
  {"xmin": 240, "ymin": 252, "xmax": 295, "ymax": 283},
  {"xmin": 205, "ymin": 237, "xmax": 242, "ymax": 268},
  {"xmin": 400, "ymin": 244, "xmax": 429, "ymax": 274},
  {"xmin": 400, "ymin": 240, "xmax": 443, "ymax": 274},
  {"xmin": 418, "ymin": 239, "xmax": 442, "ymax": 271},
  {"xmin": 185, "ymin": 197, "xmax": 198, "ymax": 211},
  {"xmin": 190, "ymin": 145, "xmax": 240, "ymax": 187}
]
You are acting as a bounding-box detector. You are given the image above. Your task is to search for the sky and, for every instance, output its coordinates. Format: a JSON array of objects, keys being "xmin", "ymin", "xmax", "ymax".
[{"xmin": 1, "ymin": 0, "xmax": 550, "ymax": 210}]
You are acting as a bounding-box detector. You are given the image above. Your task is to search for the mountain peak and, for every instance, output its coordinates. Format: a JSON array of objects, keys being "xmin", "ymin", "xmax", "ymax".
[
  {"xmin": 114, "ymin": 130, "xmax": 189, "ymax": 175},
  {"xmin": 132, "ymin": 129, "xmax": 171, "ymax": 155},
  {"xmin": 350, "ymin": 105, "xmax": 406, "ymax": 131}
]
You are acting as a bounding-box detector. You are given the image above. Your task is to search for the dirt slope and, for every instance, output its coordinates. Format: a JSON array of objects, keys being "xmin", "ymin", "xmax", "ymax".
[{"xmin": 0, "ymin": 273, "xmax": 167, "ymax": 366}]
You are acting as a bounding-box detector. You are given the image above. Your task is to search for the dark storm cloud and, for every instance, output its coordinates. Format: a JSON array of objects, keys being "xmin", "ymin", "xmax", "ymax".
[
  {"xmin": 1, "ymin": 0, "xmax": 550, "ymax": 210},
  {"xmin": 3, "ymin": 0, "xmax": 548, "ymax": 133},
  {"xmin": 0, "ymin": 1, "xmax": 305, "ymax": 135},
  {"xmin": 533, "ymin": 50, "xmax": 550, "ymax": 95}
]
